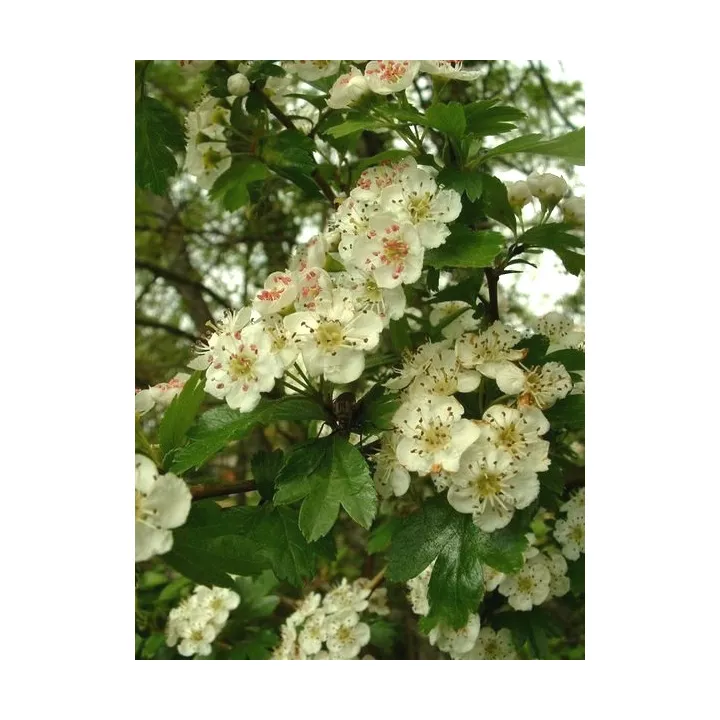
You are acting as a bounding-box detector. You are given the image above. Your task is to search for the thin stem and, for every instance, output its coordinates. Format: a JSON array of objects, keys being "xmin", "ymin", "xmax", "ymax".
[
  {"xmin": 367, "ymin": 567, "xmax": 387, "ymax": 593},
  {"xmin": 191, "ymin": 481, "xmax": 257, "ymax": 501}
]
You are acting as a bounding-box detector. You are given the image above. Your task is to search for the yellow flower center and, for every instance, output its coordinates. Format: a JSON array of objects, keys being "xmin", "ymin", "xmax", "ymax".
[
  {"xmin": 423, "ymin": 424, "xmax": 450, "ymax": 452},
  {"xmin": 315, "ymin": 321, "xmax": 345, "ymax": 351},
  {"xmin": 229, "ymin": 354, "xmax": 254, "ymax": 380},
  {"xmin": 408, "ymin": 193, "xmax": 432, "ymax": 222},
  {"xmin": 473, "ymin": 472, "xmax": 503, "ymax": 498}
]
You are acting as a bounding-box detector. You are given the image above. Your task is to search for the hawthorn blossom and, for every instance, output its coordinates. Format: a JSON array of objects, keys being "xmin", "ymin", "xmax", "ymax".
[
  {"xmin": 289, "ymin": 233, "xmax": 328, "ymax": 272},
  {"xmin": 252, "ymin": 271, "xmax": 298, "ymax": 316},
  {"xmin": 405, "ymin": 342, "xmax": 481, "ymax": 397},
  {"xmin": 350, "ymin": 213, "xmax": 424, "ymax": 288},
  {"xmin": 372, "ymin": 432, "xmax": 412, "ymax": 498},
  {"xmin": 323, "ymin": 578, "xmax": 370, "ymax": 614},
  {"xmin": 454, "ymin": 627, "xmax": 518, "ymax": 660},
  {"xmin": 256, "ymin": 314, "xmax": 299, "ymax": 368},
  {"xmin": 554, "ymin": 512, "xmax": 585, "ymax": 560},
  {"xmin": 379, "ymin": 166, "xmax": 462, "ymax": 249},
  {"xmin": 455, "ymin": 322, "xmax": 526, "ymax": 378},
  {"xmin": 561, "ymin": 488, "xmax": 585, "ymax": 521},
  {"xmin": 429, "ymin": 614, "xmax": 481, "ymax": 656},
  {"xmin": 446, "ymin": 444, "xmax": 539, "ymax": 532},
  {"xmin": 498, "ymin": 560, "xmax": 551, "ymax": 611},
  {"xmin": 429, "ymin": 301, "xmax": 479, "ymax": 339},
  {"xmin": 386, "ymin": 341, "xmax": 445, "ymax": 391},
  {"xmin": 186, "ymin": 95, "xmax": 230, "ymax": 143},
  {"xmin": 364, "ymin": 60, "xmax": 421, "ymax": 95},
  {"xmin": 527, "ymin": 171, "xmax": 568, "ymax": 207},
  {"xmin": 534, "ymin": 548, "xmax": 571, "ymax": 598},
  {"xmin": 188, "ymin": 308, "xmax": 253, "ymax": 371},
  {"xmin": 350, "ymin": 157, "xmax": 417, "ymax": 203},
  {"xmin": 536, "ymin": 312, "xmax": 585, "ymax": 352},
  {"xmin": 135, "ymin": 455, "xmax": 191, "ymax": 563},
  {"xmin": 495, "ymin": 362, "xmax": 572, "ymax": 409},
  {"xmin": 204, "ymin": 322, "xmax": 284, "ymax": 411},
  {"xmin": 284, "ymin": 290, "xmax": 383, "ymax": 383},
  {"xmin": 562, "ymin": 196, "xmax": 585, "ymax": 225},
  {"xmin": 135, "ymin": 372, "xmax": 191, "ymax": 415},
  {"xmin": 288, "ymin": 592, "xmax": 323, "ymax": 627},
  {"xmin": 184, "ymin": 140, "xmax": 231, "ymax": 190},
  {"xmin": 298, "ymin": 610, "xmax": 328, "ymax": 655},
  {"xmin": 506, "ymin": 180, "xmax": 533, "ymax": 211},
  {"xmin": 483, "ymin": 565, "xmax": 506, "ymax": 592},
  {"xmin": 325, "ymin": 611, "xmax": 371, "ymax": 659},
  {"xmin": 327, "ymin": 66, "xmax": 369, "ymax": 109},
  {"xmin": 420, "ymin": 61, "xmax": 483, "ymax": 81},
  {"xmin": 192, "ymin": 585, "xmax": 241, "ymax": 626},
  {"xmin": 286, "ymin": 60, "xmax": 340, "ymax": 82},
  {"xmin": 393, "ymin": 395, "xmax": 481, "ymax": 474},
  {"xmin": 335, "ymin": 268, "xmax": 406, "ymax": 324},
  {"xmin": 227, "ymin": 72, "xmax": 250, "ymax": 97},
  {"xmin": 294, "ymin": 267, "xmax": 333, "ymax": 312}
]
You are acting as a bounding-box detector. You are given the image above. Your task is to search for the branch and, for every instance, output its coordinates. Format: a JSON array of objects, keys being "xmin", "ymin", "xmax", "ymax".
[
  {"xmin": 484, "ymin": 268, "xmax": 500, "ymax": 322},
  {"xmin": 135, "ymin": 317, "xmax": 198, "ymax": 342},
  {"xmin": 528, "ymin": 61, "xmax": 577, "ymax": 131},
  {"xmin": 135, "ymin": 259, "xmax": 232, "ymax": 310},
  {"xmin": 190, "ymin": 481, "xmax": 257, "ymax": 501}
]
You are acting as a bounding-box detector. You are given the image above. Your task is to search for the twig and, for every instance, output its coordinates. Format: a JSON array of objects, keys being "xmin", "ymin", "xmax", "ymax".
[
  {"xmin": 529, "ymin": 61, "xmax": 577, "ymax": 131},
  {"xmin": 190, "ymin": 481, "xmax": 257, "ymax": 501},
  {"xmin": 135, "ymin": 317, "xmax": 198, "ymax": 342}
]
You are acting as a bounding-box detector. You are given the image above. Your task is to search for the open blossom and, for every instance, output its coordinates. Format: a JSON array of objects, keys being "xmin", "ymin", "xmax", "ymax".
[
  {"xmin": 429, "ymin": 301, "xmax": 479, "ymax": 339},
  {"xmin": 351, "ymin": 213, "xmax": 424, "ymax": 288},
  {"xmin": 429, "ymin": 614, "xmax": 481, "ymax": 656},
  {"xmin": 323, "ymin": 578, "xmax": 370, "ymax": 614},
  {"xmin": 420, "ymin": 60, "xmax": 482, "ymax": 81},
  {"xmin": 298, "ymin": 610, "xmax": 328, "ymax": 655},
  {"xmin": 393, "ymin": 395, "xmax": 481, "ymax": 474},
  {"xmin": 379, "ymin": 166, "xmax": 462, "ymax": 249},
  {"xmin": 135, "ymin": 373, "xmax": 191, "ymax": 415},
  {"xmin": 561, "ymin": 488, "xmax": 585, "ymax": 521},
  {"xmin": 534, "ymin": 548, "xmax": 571, "ymax": 598},
  {"xmin": 498, "ymin": 560, "xmax": 551, "ymax": 611},
  {"xmin": 289, "ymin": 233, "xmax": 328, "ymax": 273},
  {"xmin": 188, "ymin": 308, "xmax": 253, "ymax": 371},
  {"xmin": 478, "ymin": 404, "xmax": 550, "ymax": 472},
  {"xmin": 554, "ymin": 512, "xmax": 585, "ymax": 560},
  {"xmin": 294, "ymin": 267, "xmax": 333, "ymax": 311},
  {"xmin": 483, "ymin": 565, "xmax": 506, "ymax": 592},
  {"xmin": 135, "ymin": 455, "xmax": 191, "ymax": 563},
  {"xmin": 185, "ymin": 140, "xmax": 230, "ymax": 189},
  {"xmin": 372, "ymin": 432, "xmax": 412, "ymax": 498},
  {"xmin": 454, "ymin": 627, "xmax": 518, "ymax": 660},
  {"xmin": 256, "ymin": 314, "xmax": 299, "ymax": 368},
  {"xmin": 350, "ymin": 157, "xmax": 417, "ymax": 203},
  {"xmin": 405, "ymin": 342, "xmax": 481, "ymax": 397},
  {"xmin": 204, "ymin": 322, "xmax": 284, "ymax": 411},
  {"xmin": 284, "ymin": 290, "xmax": 383, "ymax": 383},
  {"xmin": 447, "ymin": 443, "xmax": 539, "ymax": 532},
  {"xmin": 562, "ymin": 196, "xmax": 585, "ymax": 225},
  {"xmin": 335, "ymin": 268, "xmax": 406, "ymax": 324},
  {"xmin": 527, "ymin": 171, "xmax": 568, "ymax": 206},
  {"xmin": 286, "ymin": 60, "xmax": 340, "ymax": 81},
  {"xmin": 536, "ymin": 311, "xmax": 585, "ymax": 352},
  {"xmin": 327, "ymin": 66, "xmax": 369, "ymax": 109},
  {"xmin": 495, "ymin": 361, "xmax": 572, "ymax": 409},
  {"xmin": 364, "ymin": 60, "xmax": 421, "ymax": 94},
  {"xmin": 325, "ymin": 611, "xmax": 371, "ymax": 659},
  {"xmin": 252, "ymin": 271, "xmax": 298, "ymax": 316},
  {"xmin": 455, "ymin": 322, "xmax": 526, "ymax": 378},
  {"xmin": 386, "ymin": 341, "xmax": 443, "ymax": 391}
]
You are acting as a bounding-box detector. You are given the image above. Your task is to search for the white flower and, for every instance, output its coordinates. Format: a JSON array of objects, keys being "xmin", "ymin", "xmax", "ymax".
[
  {"xmin": 364, "ymin": 60, "xmax": 421, "ymax": 95},
  {"xmin": 527, "ymin": 171, "xmax": 568, "ymax": 207},
  {"xmin": 379, "ymin": 166, "xmax": 462, "ymax": 249},
  {"xmin": 483, "ymin": 565, "xmax": 506, "ymax": 592},
  {"xmin": 293, "ymin": 267, "xmax": 333, "ymax": 312},
  {"xmin": 284, "ymin": 289, "xmax": 383, "ymax": 383},
  {"xmin": 561, "ymin": 488, "xmax": 585, "ymax": 521},
  {"xmin": 455, "ymin": 322, "xmax": 526, "ymax": 378},
  {"xmin": 429, "ymin": 614, "xmax": 481, "ymax": 656},
  {"xmin": 352, "ymin": 579, "xmax": 391, "ymax": 617},
  {"xmin": 495, "ymin": 362, "xmax": 572, "ymax": 409},
  {"xmin": 256, "ymin": 314, "xmax": 299, "ymax": 368},
  {"xmin": 188, "ymin": 308, "xmax": 253, "ymax": 371},
  {"xmin": 327, "ymin": 66, "xmax": 369, "ymax": 109},
  {"xmin": 298, "ymin": 610, "xmax": 328, "ymax": 655},
  {"xmin": 204, "ymin": 322, "xmax": 284, "ymax": 411},
  {"xmin": 350, "ymin": 213, "xmax": 424, "ymax": 288},
  {"xmin": 136, "ymin": 373, "xmax": 190, "ymax": 415},
  {"xmin": 554, "ymin": 513, "xmax": 585, "ymax": 560},
  {"xmin": 252, "ymin": 271, "xmax": 298, "ymax": 316},
  {"xmin": 227, "ymin": 72, "xmax": 250, "ymax": 97},
  {"xmin": 335, "ymin": 268, "xmax": 406, "ymax": 324},
  {"xmin": 135, "ymin": 455, "xmax": 191, "ymax": 563},
  {"xmin": 386, "ymin": 341, "xmax": 444, "ymax": 391},
  {"xmin": 393, "ymin": 395, "xmax": 481, "ymax": 474},
  {"xmin": 478, "ymin": 404, "xmax": 550, "ymax": 472},
  {"xmin": 536, "ymin": 312, "xmax": 584, "ymax": 353},
  {"xmin": 534, "ymin": 549, "xmax": 571, "ymax": 598},
  {"xmin": 407, "ymin": 562, "xmax": 434, "ymax": 616},
  {"xmin": 350, "ymin": 156, "xmax": 417, "ymax": 203},
  {"xmin": 193, "ymin": 585, "xmax": 241, "ymax": 626},
  {"xmin": 372, "ymin": 433, "xmax": 411, "ymax": 498},
  {"xmin": 263, "ymin": 74, "xmax": 293, "ymax": 103},
  {"xmin": 405, "ymin": 342, "xmax": 481, "ymax": 397},
  {"xmin": 325, "ymin": 610, "xmax": 371, "ymax": 659},
  {"xmin": 498, "ymin": 561, "xmax": 551, "ymax": 611},
  {"xmin": 562, "ymin": 196, "xmax": 585, "ymax": 225},
  {"xmin": 429, "ymin": 301, "xmax": 479, "ymax": 339},
  {"xmin": 323, "ymin": 578, "xmax": 370, "ymax": 614},
  {"xmin": 454, "ymin": 627, "xmax": 517, "ymax": 660},
  {"xmin": 288, "ymin": 592, "xmax": 323, "ymax": 627},
  {"xmin": 420, "ymin": 61, "xmax": 482, "ymax": 81},
  {"xmin": 289, "ymin": 233, "xmax": 328, "ymax": 273},
  {"xmin": 187, "ymin": 95, "xmax": 230, "ymax": 142},
  {"xmin": 286, "ymin": 60, "xmax": 340, "ymax": 81},
  {"xmin": 506, "ymin": 180, "xmax": 533, "ymax": 211},
  {"xmin": 447, "ymin": 444, "xmax": 539, "ymax": 532},
  {"xmin": 184, "ymin": 141, "xmax": 231, "ymax": 190}
]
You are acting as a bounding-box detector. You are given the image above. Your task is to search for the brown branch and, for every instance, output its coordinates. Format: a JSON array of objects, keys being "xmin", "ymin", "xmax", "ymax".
[
  {"xmin": 190, "ymin": 481, "xmax": 257, "ymax": 501},
  {"xmin": 484, "ymin": 268, "xmax": 500, "ymax": 322},
  {"xmin": 529, "ymin": 61, "xmax": 577, "ymax": 131},
  {"xmin": 135, "ymin": 317, "xmax": 198, "ymax": 342}
]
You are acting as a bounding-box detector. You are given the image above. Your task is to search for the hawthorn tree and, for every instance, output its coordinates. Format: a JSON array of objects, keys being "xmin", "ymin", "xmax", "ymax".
[{"xmin": 135, "ymin": 59, "xmax": 585, "ymax": 660}]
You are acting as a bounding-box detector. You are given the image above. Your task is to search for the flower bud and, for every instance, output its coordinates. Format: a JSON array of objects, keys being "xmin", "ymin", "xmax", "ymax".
[
  {"xmin": 562, "ymin": 197, "xmax": 585, "ymax": 226},
  {"xmin": 506, "ymin": 181, "xmax": 532, "ymax": 211},
  {"xmin": 527, "ymin": 171, "xmax": 568, "ymax": 207},
  {"xmin": 227, "ymin": 72, "xmax": 250, "ymax": 97}
]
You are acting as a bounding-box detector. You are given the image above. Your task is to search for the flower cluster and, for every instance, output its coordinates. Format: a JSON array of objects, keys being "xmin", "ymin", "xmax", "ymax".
[
  {"xmin": 165, "ymin": 585, "xmax": 240, "ymax": 657},
  {"xmin": 272, "ymin": 578, "xmax": 387, "ymax": 660},
  {"xmin": 135, "ymin": 372, "xmax": 190, "ymax": 415},
  {"xmin": 554, "ymin": 488, "xmax": 585, "ymax": 560},
  {"xmin": 184, "ymin": 95, "xmax": 232, "ymax": 189},
  {"xmin": 135, "ymin": 455, "xmax": 191, "ymax": 562},
  {"xmin": 506, "ymin": 171, "xmax": 584, "ymax": 224}
]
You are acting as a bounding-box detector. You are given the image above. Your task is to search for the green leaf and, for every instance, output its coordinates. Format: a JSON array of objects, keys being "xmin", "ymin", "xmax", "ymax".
[
  {"xmin": 260, "ymin": 130, "xmax": 317, "ymax": 174},
  {"xmin": 464, "ymin": 102, "xmax": 525, "ymax": 137},
  {"xmin": 568, "ymin": 556, "xmax": 585, "ymax": 596},
  {"xmin": 251, "ymin": 450, "xmax": 285, "ymax": 501},
  {"xmin": 539, "ymin": 463, "xmax": 566, "ymax": 495},
  {"xmin": 210, "ymin": 159, "xmax": 270, "ymax": 211},
  {"xmin": 480, "ymin": 133, "xmax": 544, "ymax": 162},
  {"xmin": 425, "ymin": 226, "xmax": 505, "ymax": 269},
  {"xmin": 523, "ymin": 127, "xmax": 585, "ymax": 166},
  {"xmin": 158, "ymin": 371, "xmax": 206, "ymax": 463},
  {"xmin": 354, "ymin": 149, "xmax": 415, "ymax": 175},
  {"xmin": 388, "ymin": 316, "xmax": 412, "ymax": 354},
  {"xmin": 274, "ymin": 441, "xmax": 327, "ymax": 505},
  {"xmin": 515, "ymin": 334, "xmax": 550, "ymax": 365},
  {"xmin": 425, "ymin": 102, "xmax": 466, "ymax": 137},
  {"xmin": 367, "ymin": 517, "xmax": 401, "ymax": 555},
  {"xmin": 436, "ymin": 167, "xmax": 484, "ymax": 202},
  {"xmin": 554, "ymin": 247, "xmax": 585, "ymax": 276},
  {"xmin": 325, "ymin": 117, "xmax": 386, "ymax": 138},
  {"xmin": 368, "ymin": 620, "xmax": 399, "ymax": 653},
  {"xmin": 245, "ymin": 61, "xmax": 286, "ymax": 82},
  {"xmin": 141, "ymin": 633, "xmax": 167, "ymax": 659},
  {"xmin": 135, "ymin": 96, "xmax": 184, "ymax": 195},
  {"xmin": 545, "ymin": 395, "xmax": 585, "ymax": 430},
  {"xmin": 206, "ymin": 64, "xmax": 233, "ymax": 97},
  {"xmin": 297, "ymin": 436, "xmax": 377, "ymax": 541},
  {"xmin": 519, "ymin": 223, "xmax": 584, "ymax": 251},
  {"xmin": 228, "ymin": 629, "xmax": 279, "ymax": 659},
  {"xmin": 479, "ymin": 173, "xmax": 517, "ymax": 234},
  {"xmin": 544, "ymin": 349, "xmax": 585, "ymax": 371},
  {"xmin": 169, "ymin": 397, "xmax": 327, "ymax": 474},
  {"xmin": 474, "ymin": 524, "xmax": 528, "ymax": 574}
]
